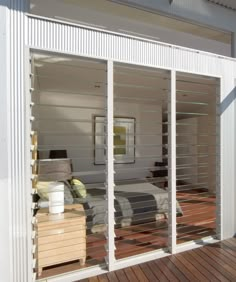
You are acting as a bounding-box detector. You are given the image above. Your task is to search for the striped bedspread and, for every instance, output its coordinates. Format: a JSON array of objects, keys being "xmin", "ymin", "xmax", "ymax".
[{"xmin": 79, "ymin": 183, "xmax": 183, "ymax": 231}]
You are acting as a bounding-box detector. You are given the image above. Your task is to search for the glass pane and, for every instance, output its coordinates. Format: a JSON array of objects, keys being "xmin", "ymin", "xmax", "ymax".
[
  {"xmin": 175, "ymin": 72, "xmax": 218, "ymax": 245},
  {"xmin": 113, "ymin": 63, "xmax": 170, "ymax": 259},
  {"xmin": 31, "ymin": 52, "xmax": 108, "ymax": 279}
]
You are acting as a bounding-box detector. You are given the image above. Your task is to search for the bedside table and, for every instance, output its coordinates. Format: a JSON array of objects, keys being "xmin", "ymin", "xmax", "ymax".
[{"xmin": 35, "ymin": 204, "xmax": 86, "ymax": 276}]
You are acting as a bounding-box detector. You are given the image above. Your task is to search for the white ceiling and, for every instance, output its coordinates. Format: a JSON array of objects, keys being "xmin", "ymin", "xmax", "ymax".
[{"xmin": 208, "ymin": 0, "xmax": 236, "ymax": 10}]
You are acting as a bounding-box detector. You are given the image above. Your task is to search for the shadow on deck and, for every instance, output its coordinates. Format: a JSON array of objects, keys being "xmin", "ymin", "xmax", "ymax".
[{"xmin": 81, "ymin": 238, "xmax": 236, "ymax": 282}]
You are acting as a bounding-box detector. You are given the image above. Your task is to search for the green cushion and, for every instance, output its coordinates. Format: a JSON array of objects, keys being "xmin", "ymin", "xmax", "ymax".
[
  {"xmin": 36, "ymin": 181, "xmax": 53, "ymax": 200},
  {"xmin": 71, "ymin": 179, "xmax": 87, "ymax": 198}
]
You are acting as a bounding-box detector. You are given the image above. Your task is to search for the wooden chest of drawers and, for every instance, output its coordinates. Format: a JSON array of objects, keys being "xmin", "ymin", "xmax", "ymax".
[{"xmin": 35, "ymin": 204, "xmax": 86, "ymax": 276}]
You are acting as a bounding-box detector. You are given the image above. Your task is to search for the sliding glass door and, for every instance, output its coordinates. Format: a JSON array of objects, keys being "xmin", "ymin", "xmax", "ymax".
[
  {"xmin": 175, "ymin": 72, "xmax": 219, "ymax": 245},
  {"xmin": 30, "ymin": 51, "xmax": 220, "ymax": 280},
  {"xmin": 113, "ymin": 63, "xmax": 171, "ymax": 259},
  {"xmin": 30, "ymin": 53, "xmax": 109, "ymax": 278}
]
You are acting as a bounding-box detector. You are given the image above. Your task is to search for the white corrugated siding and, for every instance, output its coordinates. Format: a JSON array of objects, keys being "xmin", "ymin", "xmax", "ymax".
[
  {"xmin": 4, "ymin": 13, "xmax": 233, "ymax": 282},
  {"xmin": 9, "ymin": 2, "xmax": 32, "ymax": 282},
  {"xmin": 27, "ymin": 15, "xmax": 236, "ymax": 77}
]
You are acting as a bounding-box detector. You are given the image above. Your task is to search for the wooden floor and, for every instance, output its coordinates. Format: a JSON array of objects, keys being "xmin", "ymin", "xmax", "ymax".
[
  {"xmin": 38, "ymin": 190, "xmax": 216, "ymax": 279},
  {"xmin": 84, "ymin": 238, "xmax": 236, "ymax": 282},
  {"xmin": 85, "ymin": 189, "xmax": 216, "ymax": 261}
]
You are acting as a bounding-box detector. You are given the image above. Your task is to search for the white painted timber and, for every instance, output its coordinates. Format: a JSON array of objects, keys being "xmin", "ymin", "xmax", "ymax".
[
  {"xmin": 168, "ymin": 70, "xmax": 176, "ymax": 254},
  {"xmin": 106, "ymin": 60, "xmax": 116, "ymax": 270}
]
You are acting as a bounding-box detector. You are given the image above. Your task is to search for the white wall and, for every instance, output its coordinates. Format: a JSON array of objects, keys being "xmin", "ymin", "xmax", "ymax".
[
  {"xmin": 176, "ymin": 117, "xmax": 198, "ymax": 186},
  {"xmin": 175, "ymin": 114, "xmax": 217, "ymax": 193},
  {"xmin": 34, "ymin": 91, "xmax": 162, "ymax": 183},
  {"xmin": 197, "ymin": 115, "xmax": 217, "ymax": 193}
]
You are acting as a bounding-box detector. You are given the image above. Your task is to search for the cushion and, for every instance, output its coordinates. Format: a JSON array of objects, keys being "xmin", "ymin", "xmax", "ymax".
[
  {"xmin": 36, "ymin": 181, "xmax": 53, "ymax": 201},
  {"xmin": 71, "ymin": 179, "xmax": 87, "ymax": 198}
]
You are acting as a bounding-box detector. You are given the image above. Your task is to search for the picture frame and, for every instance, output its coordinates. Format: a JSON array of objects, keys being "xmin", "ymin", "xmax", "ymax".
[{"xmin": 94, "ymin": 116, "xmax": 135, "ymax": 165}]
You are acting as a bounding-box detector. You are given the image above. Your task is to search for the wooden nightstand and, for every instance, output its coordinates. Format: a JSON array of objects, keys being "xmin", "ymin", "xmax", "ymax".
[{"xmin": 35, "ymin": 204, "xmax": 86, "ymax": 276}]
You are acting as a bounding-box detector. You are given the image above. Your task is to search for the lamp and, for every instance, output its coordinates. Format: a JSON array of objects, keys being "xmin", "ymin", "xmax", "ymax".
[{"xmin": 37, "ymin": 158, "xmax": 72, "ymax": 214}]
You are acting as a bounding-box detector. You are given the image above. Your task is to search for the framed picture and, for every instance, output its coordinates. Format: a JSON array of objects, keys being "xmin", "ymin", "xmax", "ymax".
[{"xmin": 94, "ymin": 116, "xmax": 135, "ymax": 164}]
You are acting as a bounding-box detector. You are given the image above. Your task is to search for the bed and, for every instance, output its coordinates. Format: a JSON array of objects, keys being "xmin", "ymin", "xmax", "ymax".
[{"xmin": 74, "ymin": 182, "xmax": 183, "ymax": 233}]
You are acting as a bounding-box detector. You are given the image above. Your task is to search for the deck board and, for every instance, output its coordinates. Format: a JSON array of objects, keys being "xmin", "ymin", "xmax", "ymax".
[
  {"xmin": 89, "ymin": 238, "xmax": 236, "ymax": 282},
  {"xmin": 186, "ymin": 250, "xmax": 220, "ymax": 281}
]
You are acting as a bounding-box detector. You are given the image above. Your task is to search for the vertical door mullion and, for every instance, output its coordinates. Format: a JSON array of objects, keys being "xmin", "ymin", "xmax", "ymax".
[
  {"xmin": 106, "ymin": 60, "xmax": 115, "ymax": 270},
  {"xmin": 168, "ymin": 70, "xmax": 176, "ymax": 254}
]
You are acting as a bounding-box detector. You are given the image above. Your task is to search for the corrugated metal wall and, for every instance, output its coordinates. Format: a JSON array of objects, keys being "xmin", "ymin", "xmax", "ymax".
[
  {"xmin": 3, "ymin": 9, "xmax": 236, "ymax": 281},
  {"xmin": 28, "ymin": 16, "xmax": 234, "ymax": 77},
  {"xmin": 0, "ymin": 3, "xmax": 11, "ymax": 282},
  {"xmin": 26, "ymin": 13, "xmax": 236, "ymax": 275},
  {"xmin": 7, "ymin": 1, "xmax": 32, "ymax": 282}
]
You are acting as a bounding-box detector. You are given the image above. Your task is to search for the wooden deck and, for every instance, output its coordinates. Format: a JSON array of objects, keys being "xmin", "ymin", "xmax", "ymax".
[{"xmin": 83, "ymin": 238, "xmax": 236, "ymax": 282}]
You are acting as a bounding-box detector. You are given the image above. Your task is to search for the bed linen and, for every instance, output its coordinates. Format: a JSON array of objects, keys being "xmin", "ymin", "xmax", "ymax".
[{"xmin": 74, "ymin": 182, "xmax": 183, "ymax": 232}]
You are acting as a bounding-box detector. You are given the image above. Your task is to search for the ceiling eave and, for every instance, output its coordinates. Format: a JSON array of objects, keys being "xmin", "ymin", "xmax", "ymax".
[{"xmin": 207, "ymin": 0, "xmax": 236, "ymax": 11}]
